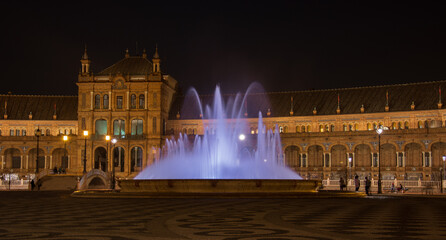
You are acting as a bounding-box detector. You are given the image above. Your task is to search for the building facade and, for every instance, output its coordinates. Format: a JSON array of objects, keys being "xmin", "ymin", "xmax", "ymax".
[{"xmin": 1, "ymin": 48, "xmax": 446, "ymax": 184}]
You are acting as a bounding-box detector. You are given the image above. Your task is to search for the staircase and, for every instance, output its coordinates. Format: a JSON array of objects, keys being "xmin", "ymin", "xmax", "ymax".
[{"xmin": 38, "ymin": 175, "xmax": 80, "ymax": 191}]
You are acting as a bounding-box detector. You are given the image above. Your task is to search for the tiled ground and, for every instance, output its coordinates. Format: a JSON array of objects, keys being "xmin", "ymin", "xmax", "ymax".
[{"xmin": 0, "ymin": 192, "xmax": 445, "ymax": 239}]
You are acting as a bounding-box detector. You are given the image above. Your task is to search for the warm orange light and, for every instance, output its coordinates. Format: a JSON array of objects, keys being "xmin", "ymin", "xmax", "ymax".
[
  {"xmin": 83, "ymin": 130, "xmax": 89, "ymax": 136},
  {"xmin": 63, "ymin": 135, "xmax": 68, "ymax": 141},
  {"xmin": 105, "ymin": 135, "xmax": 110, "ymax": 141}
]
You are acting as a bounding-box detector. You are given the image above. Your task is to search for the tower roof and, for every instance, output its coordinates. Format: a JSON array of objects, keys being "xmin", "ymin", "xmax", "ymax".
[{"xmin": 98, "ymin": 56, "xmax": 153, "ymax": 75}]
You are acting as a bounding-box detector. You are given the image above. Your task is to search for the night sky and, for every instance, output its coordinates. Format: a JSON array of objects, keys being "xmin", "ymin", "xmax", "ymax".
[{"xmin": 2, "ymin": 1, "xmax": 446, "ymax": 96}]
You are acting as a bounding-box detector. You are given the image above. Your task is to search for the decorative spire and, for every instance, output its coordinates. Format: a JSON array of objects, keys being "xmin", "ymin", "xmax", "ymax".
[
  {"xmin": 125, "ymin": 48, "xmax": 130, "ymax": 58},
  {"xmin": 82, "ymin": 44, "xmax": 89, "ymax": 60},
  {"xmin": 438, "ymin": 86, "xmax": 443, "ymax": 109},
  {"xmin": 142, "ymin": 48, "xmax": 147, "ymax": 58},
  {"xmin": 411, "ymin": 101, "xmax": 415, "ymax": 110},
  {"xmin": 3, "ymin": 101, "xmax": 7, "ymax": 119},
  {"xmin": 28, "ymin": 111, "xmax": 32, "ymax": 120},
  {"xmin": 313, "ymin": 107, "xmax": 317, "ymax": 115},
  {"xmin": 336, "ymin": 93, "xmax": 341, "ymax": 114},
  {"xmin": 176, "ymin": 111, "xmax": 180, "ymax": 119},
  {"xmin": 53, "ymin": 103, "xmax": 57, "ymax": 120},
  {"xmin": 385, "ymin": 90, "xmax": 390, "ymax": 112},
  {"xmin": 153, "ymin": 44, "xmax": 160, "ymax": 59},
  {"xmin": 360, "ymin": 104, "xmax": 365, "ymax": 113},
  {"xmin": 290, "ymin": 97, "xmax": 294, "ymax": 116},
  {"xmin": 267, "ymin": 108, "xmax": 271, "ymax": 116}
]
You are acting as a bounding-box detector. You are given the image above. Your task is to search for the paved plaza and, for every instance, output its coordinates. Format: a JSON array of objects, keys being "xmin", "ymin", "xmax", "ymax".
[{"xmin": 0, "ymin": 191, "xmax": 445, "ymax": 239}]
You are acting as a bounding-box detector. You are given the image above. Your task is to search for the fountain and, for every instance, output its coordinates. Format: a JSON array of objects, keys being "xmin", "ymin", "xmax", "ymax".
[{"xmin": 119, "ymin": 84, "xmax": 320, "ymax": 195}]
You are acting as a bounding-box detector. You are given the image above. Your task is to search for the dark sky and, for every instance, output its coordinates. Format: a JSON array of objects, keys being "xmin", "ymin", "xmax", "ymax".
[{"xmin": 2, "ymin": 1, "xmax": 446, "ymax": 95}]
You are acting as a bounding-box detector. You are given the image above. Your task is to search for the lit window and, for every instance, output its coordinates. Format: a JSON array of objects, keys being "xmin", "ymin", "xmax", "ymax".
[
  {"xmin": 279, "ymin": 126, "xmax": 283, "ymax": 133},
  {"xmin": 404, "ymin": 121, "xmax": 409, "ymax": 129},
  {"xmin": 46, "ymin": 129, "xmax": 50, "ymax": 136},
  {"xmin": 131, "ymin": 119, "xmax": 143, "ymax": 136},
  {"xmin": 22, "ymin": 129, "xmax": 26, "ymax": 136},
  {"xmin": 131, "ymin": 94, "xmax": 136, "ymax": 109},
  {"xmin": 16, "ymin": 129, "xmax": 20, "ymax": 136},
  {"xmin": 94, "ymin": 94, "xmax": 100, "ymax": 109},
  {"xmin": 103, "ymin": 94, "xmax": 109, "ymax": 109},
  {"xmin": 113, "ymin": 119, "xmax": 125, "ymax": 136},
  {"xmin": 117, "ymin": 96, "xmax": 123, "ymax": 109},
  {"xmin": 250, "ymin": 127, "xmax": 255, "ymax": 134},
  {"xmin": 139, "ymin": 95, "xmax": 145, "ymax": 109},
  {"xmin": 319, "ymin": 125, "xmax": 324, "ymax": 132},
  {"xmin": 10, "ymin": 129, "xmax": 14, "ymax": 136}
]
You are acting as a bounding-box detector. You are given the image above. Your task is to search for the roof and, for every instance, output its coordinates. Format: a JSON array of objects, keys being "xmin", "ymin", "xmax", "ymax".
[
  {"xmin": 98, "ymin": 56, "xmax": 153, "ymax": 75},
  {"xmin": 169, "ymin": 80, "xmax": 446, "ymax": 119},
  {"xmin": 0, "ymin": 95, "xmax": 78, "ymax": 120}
]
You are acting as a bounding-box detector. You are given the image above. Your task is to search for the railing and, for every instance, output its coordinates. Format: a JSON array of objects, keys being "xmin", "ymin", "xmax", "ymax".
[
  {"xmin": 322, "ymin": 178, "xmax": 443, "ymax": 193},
  {"xmin": 90, "ymin": 134, "xmax": 146, "ymax": 141}
]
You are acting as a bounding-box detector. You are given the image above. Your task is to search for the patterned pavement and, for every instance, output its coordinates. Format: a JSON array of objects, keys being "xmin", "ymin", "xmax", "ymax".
[{"xmin": 0, "ymin": 191, "xmax": 445, "ymax": 239}]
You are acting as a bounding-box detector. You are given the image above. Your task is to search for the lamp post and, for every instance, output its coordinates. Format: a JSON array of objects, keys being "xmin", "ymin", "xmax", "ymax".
[
  {"xmin": 63, "ymin": 135, "xmax": 68, "ymax": 169},
  {"xmin": 105, "ymin": 135, "xmax": 110, "ymax": 179},
  {"xmin": 111, "ymin": 138, "xmax": 117, "ymax": 190},
  {"xmin": 348, "ymin": 157, "xmax": 352, "ymax": 185},
  {"xmin": 442, "ymin": 155, "xmax": 445, "ymax": 193},
  {"xmin": 35, "ymin": 128, "xmax": 41, "ymax": 174},
  {"xmin": 376, "ymin": 127, "xmax": 383, "ymax": 194},
  {"xmin": 83, "ymin": 130, "xmax": 88, "ymax": 174}
]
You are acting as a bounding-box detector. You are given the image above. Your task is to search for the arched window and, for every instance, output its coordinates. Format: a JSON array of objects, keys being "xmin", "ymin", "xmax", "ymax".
[
  {"xmin": 392, "ymin": 122, "xmax": 397, "ymax": 130},
  {"xmin": 153, "ymin": 117, "xmax": 157, "ymax": 134},
  {"xmin": 46, "ymin": 129, "xmax": 50, "ymax": 136},
  {"xmin": 330, "ymin": 125, "xmax": 335, "ymax": 132},
  {"xmin": 131, "ymin": 147, "xmax": 143, "ymax": 172},
  {"xmin": 348, "ymin": 124, "xmax": 353, "ymax": 131},
  {"xmin": 131, "ymin": 94, "xmax": 136, "ymax": 109},
  {"xmin": 131, "ymin": 119, "xmax": 143, "ymax": 136},
  {"xmin": 418, "ymin": 121, "xmax": 424, "ymax": 128},
  {"xmin": 343, "ymin": 124, "xmax": 347, "ymax": 131},
  {"xmin": 306, "ymin": 125, "xmax": 311, "ymax": 132},
  {"xmin": 373, "ymin": 123, "xmax": 377, "ymax": 130},
  {"xmin": 95, "ymin": 119, "xmax": 107, "ymax": 135},
  {"xmin": 284, "ymin": 126, "xmax": 288, "ymax": 133},
  {"xmin": 398, "ymin": 122, "xmax": 402, "ymax": 129},
  {"xmin": 250, "ymin": 127, "xmax": 255, "ymax": 134},
  {"xmin": 367, "ymin": 123, "xmax": 372, "ymax": 130},
  {"xmin": 325, "ymin": 125, "xmax": 329, "ymax": 132},
  {"xmin": 103, "ymin": 94, "xmax": 109, "ymax": 109},
  {"xmin": 94, "ymin": 94, "xmax": 100, "ymax": 109},
  {"xmin": 301, "ymin": 126, "xmax": 306, "ymax": 133},
  {"xmin": 319, "ymin": 125, "xmax": 324, "ymax": 132},
  {"xmin": 139, "ymin": 94, "xmax": 145, "ymax": 109},
  {"xmin": 113, "ymin": 119, "xmax": 125, "ymax": 136},
  {"xmin": 21, "ymin": 129, "xmax": 26, "ymax": 136},
  {"xmin": 404, "ymin": 121, "xmax": 409, "ymax": 129}
]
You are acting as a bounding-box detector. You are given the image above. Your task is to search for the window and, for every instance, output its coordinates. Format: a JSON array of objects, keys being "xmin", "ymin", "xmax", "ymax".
[
  {"xmin": 279, "ymin": 126, "xmax": 284, "ymax": 133},
  {"xmin": 404, "ymin": 121, "xmax": 409, "ymax": 129},
  {"xmin": 16, "ymin": 129, "xmax": 20, "ymax": 136},
  {"xmin": 301, "ymin": 126, "xmax": 305, "ymax": 133},
  {"xmin": 324, "ymin": 153, "xmax": 330, "ymax": 167},
  {"xmin": 424, "ymin": 152, "xmax": 431, "ymax": 167},
  {"xmin": 397, "ymin": 153, "xmax": 404, "ymax": 167},
  {"xmin": 139, "ymin": 94, "xmax": 145, "ymax": 109},
  {"xmin": 348, "ymin": 124, "xmax": 353, "ymax": 131},
  {"xmin": 372, "ymin": 153, "xmax": 378, "ymax": 167},
  {"xmin": 46, "ymin": 129, "xmax": 50, "ymax": 136},
  {"xmin": 131, "ymin": 147, "xmax": 143, "ymax": 172},
  {"xmin": 330, "ymin": 125, "xmax": 335, "ymax": 132},
  {"xmin": 131, "ymin": 94, "xmax": 136, "ymax": 109},
  {"xmin": 367, "ymin": 123, "xmax": 372, "ymax": 130},
  {"xmin": 319, "ymin": 125, "xmax": 324, "ymax": 132},
  {"xmin": 10, "ymin": 129, "xmax": 14, "ymax": 136},
  {"xmin": 392, "ymin": 122, "xmax": 397, "ymax": 130},
  {"xmin": 103, "ymin": 94, "xmax": 109, "ymax": 109},
  {"xmin": 398, "ymin": 122, "xmax": 402, "ymax": 129},
  {"xmin": 418, "ymin": 121, "xmax": 424, "ymax": 128},
  {"xmin": 373, "ymin": 123, "xmax": 377, "ymax": 130},
  {"xmin": 325, "ymin": 125, "xmax": 330, "ymax": 132},
  {"xmin": 94, "ymin": 94, "xmax": 100, "ymax": 109},
  {"xmin": 113, "ymin": 119, "xmax": 125, "ymax": 136},
  {"xmin": 82, "ymin": 118, "xmax": 86, "ymax": 130},
  {"xmin": 81, "ymin": 93, "xmax": 86, "ymax": 108},
  {"xmin": 152, "ymin": 117, "xmax": 157, "ymax": 134},
  {"xmin": 306, "ymin": 125, "xmax": 311, "ymax": 132},
  {"xmin": 250, "ymin": 127, "xmax": 255, "ymax": 134},
  {"xmin": 343, "ymin": 124, "xmax": 347, "ymax": 131},
  {"xmin": 22, "ymin": 129, "xmax": 26, "ymax": 136},
  {"xmin": 131, "ymin": 119, "xmax": 143, "ymax": 135},
  {"xmin": 95, "ymin": 119, "xmax": 107, "ymax": 135},
  {"xmin": 302, "ymin": 154, "xmax": 307, "ymax": 167},
  {"xmin": 0, "ymin": 129, "xmax": 2, "ymax": 136},
  {"xmin": 117, "ymin": 96, "xmax": 123, "ymax": 109}
]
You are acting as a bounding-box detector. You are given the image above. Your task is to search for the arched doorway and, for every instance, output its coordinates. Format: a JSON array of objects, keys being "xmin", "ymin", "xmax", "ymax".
[
  {"xmin": 284, "ymin": 145, "xmax": 300, "ymax": 169},
  {"xmin": 52, "ymin": 148, "xmax": 68, "ymax": 169},
  {"xmin": 94, "ymin": 147, "xmax": 107, "ymax": 172},
  {"xmin": 331, "ymin": 145, "xmax": 347, "ymax": 168},
  {"xmin": 405, "ymin": 143, "xmax": 422, "ymax": 167},
  {"xmin": 307, "ymin": 145, "xmax": 323, "ymax": 167},
  {"xmin": 130, "ymin": 147, "xmax": 143, "ymax": 172},
  {"xmin": 381, "ymin": 144, "xmax": 396, "ymax": 167},
  {"xmin": 113, "ymin": 147, "xmax": 125, "ymax": 172},
  {"xmin": 4, "ymin": 148, "xmax": 21, "ymax": 169},
  {"xmin": 354, "ymin": 144, "xmax": 371, "ymax": 167},
  {"xmin": 431, "ymin": 142, "xmax": 446, "ymax": 168},
  {"xmin": 28, "ymin": 148, "xmax": 45, "ymax": 170}
]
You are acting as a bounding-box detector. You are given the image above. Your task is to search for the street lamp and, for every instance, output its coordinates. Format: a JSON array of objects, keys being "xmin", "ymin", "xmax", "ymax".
[
  {"xmin": 35, "ymin": 127, "xmax": 41, "ymax": 173},
  {"xmin": 111, "ymin": 138, "xmax": 117, "ymax": 190},
  {"xmin": 348, "ymin": 157, "xmax": 352, "ymax": 182},
  {"xmin": 105, "ymin": 135, "xmax": 110, "ymax": 176},
  {"xmin": 376, "ymin": 127, "xmax": 383, "ymax": 194},
  {"xmin": 63, "ymin": 135, "xmax": 68, "ymax": 169},
  {"xmin": 83, "ymin": 130, "xmax": 88, "ymax": 174}
]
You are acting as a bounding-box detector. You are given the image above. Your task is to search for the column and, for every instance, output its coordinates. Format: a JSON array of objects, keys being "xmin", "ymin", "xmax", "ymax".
[
  {"xmin": 49, "ymin": 156, "xmax": 52, "ymax": 169},
  {"xmin": 1, "ymin": 155, "xmax": 4, "ymax": 169},
  {"xmin": 422, "ymin": 151, "xmax": 425, "ymax": 167},
  {"xmin": 20, "ymin": 155, "xmax": 23, "ymax": 169},
  {"xmin": 26, "ymin": 156, "xmax": 28, "ymax": 169},
  {"xmin": 44, "ymin": 156, "xmax": 47, "ymax": 169},
  {"xmin": 429, "ymin": 151, "xmax": 432, "ymax": 167},
  {"xmin": 352, "ymin": 153, "xmax": 355, "ymax": 167},
  {"xmin": 109, "ymin": 91, "xmax": 112, "ymax": 110},
  {"xmin": 396, "ymin": 152, "xmax": 399, "ymax": 167},
  {"xmin": 371, "ymin": 153, "xmax": 374, "ymax": 167},
  {"xmin": 90, "ymin": 91, "xmax": 93, "ymax": 110},
  {"xmin": 126, "ymin": 91, "xmax": 130, "ymax": 110},
  {"xmin": 403, "ymin": 152, "xmax": 405, "ymax": 167},
  {"xmin": 329, "ymin": 153, "xmax": 331, "ymax": 167},
  {"xmin": 68, "ymin": 155, "xmax": 71, "ymax": 169}
]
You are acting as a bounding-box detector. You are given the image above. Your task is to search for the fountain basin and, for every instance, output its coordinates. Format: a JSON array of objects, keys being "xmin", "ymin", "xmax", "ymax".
[{"xmin": 118, "ymin": 179, "xmax": 321, "ymax": 194}]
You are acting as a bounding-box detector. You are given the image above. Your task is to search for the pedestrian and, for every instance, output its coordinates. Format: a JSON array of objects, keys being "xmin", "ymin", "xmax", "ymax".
[
  {"xmin": 391, "ymin": 183, "xmax": 395, "ymax": 192},
  {"xmin": 354, "ymin": 175, "xmax": 360, "ymax": 192},
  {"xmin": 59, "ymin": 167, "xmax": 62, "ymax": 174},
  {"xmin": 365, "ymin": 176, "xmax": 371, "ymax": 195},
  {"xmin": 30, "ymin": 179, "xmax": 35, "ymax": 191},
  {"xmin": 37, "ymin": 179, "xmax": 42, "ymax": 191},
  {"xmin": 339, "ymin": 177, "xmax": 346, "ymax": 191},
  {"xmin": 53, "ymin": 166, "xmax": 58, "ymax": 174}
]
